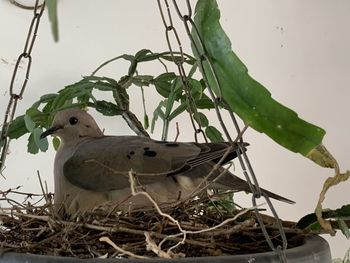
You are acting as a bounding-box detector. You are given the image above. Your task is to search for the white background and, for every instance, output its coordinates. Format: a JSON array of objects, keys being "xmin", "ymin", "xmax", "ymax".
[{"xmin": 1, "ymin": 0, "xmax": 349, "ymax": 259}]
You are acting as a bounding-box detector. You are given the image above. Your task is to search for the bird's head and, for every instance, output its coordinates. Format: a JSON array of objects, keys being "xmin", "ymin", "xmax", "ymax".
[{"xmin": 40, "ymin": 108, "xmax": 103, "ymax": 145}]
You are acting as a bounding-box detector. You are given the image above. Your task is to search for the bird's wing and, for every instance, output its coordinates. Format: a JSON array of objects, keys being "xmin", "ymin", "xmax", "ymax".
[{"xmin": 64, "ymin": 136, "xmax": 241, "ymax": 192}]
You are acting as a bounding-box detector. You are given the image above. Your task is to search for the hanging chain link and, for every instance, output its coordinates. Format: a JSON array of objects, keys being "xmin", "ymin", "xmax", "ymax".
[
  {"xmin": 157, "ymin": 0, "xmax": 288, "ymax": 262},
  {"xmin": 157, "ymin": 0, "xmax": 207, "ymax": 143},
  {"xmin": 0, "ymin": 0, "xmax": 46, "ymax": 173},
  {"xmin": 9, "ymin": 0, "xmax": 45, "ymax": 10}
]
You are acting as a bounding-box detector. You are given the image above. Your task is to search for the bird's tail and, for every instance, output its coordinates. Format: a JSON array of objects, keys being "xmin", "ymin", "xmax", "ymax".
[{"xmin": 212, "ymin": 170, "xmax": 295, "ymax": 205}]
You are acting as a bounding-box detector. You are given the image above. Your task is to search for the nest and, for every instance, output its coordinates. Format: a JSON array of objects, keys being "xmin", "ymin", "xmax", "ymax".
[{"xmin": 0, "ymin": 187, "xmax": 306, "ymax": 259}]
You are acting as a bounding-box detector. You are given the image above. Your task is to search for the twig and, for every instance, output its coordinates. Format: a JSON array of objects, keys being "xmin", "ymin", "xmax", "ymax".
[
  {"xmin": 184, "ymin": 207, "xmax": 258, "ymax": 235},
  {"xmin": 128, "ymin": 171, "xmax": 187, "ymax": 252},
  {"xmin": 0, "ymin": 198, "xmax": 26, "ymax": 209},
  {"xmin": 0, "ymin": 208, "xmax": 216, "ymax": 248},
  {"xmin": 0, "ymin": 189, "xmax": 43, "ymax": 197},
  {"xmin": 128, "ymin": 171, "xmax": 258, "ymax": 255},
  {"xmin": 129, "ymin": 171, "xmax": 184, "ymax": 232},
  {"xmin": 174, "ymin": 122, "xmax": 180, "ymax": 142},
  {"xmin": 99, "ymin": 236, "xmax": 149, "ymax": 259},
  {"xmin": 316, "ymin": 169, "xmax": 349, "ymax": 235},
  {"xmin": 144, "ymin": 232, "xmax": 172, "ymax": 258},
  {"xmin": 37, "ymin": 171, "xmax": 54, "ymax": 217}
]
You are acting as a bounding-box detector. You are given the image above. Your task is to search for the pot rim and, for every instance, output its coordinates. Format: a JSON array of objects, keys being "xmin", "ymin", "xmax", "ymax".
[{"xmin": 0, "ymin": 234, "xmax": 331, "ymax": 263}]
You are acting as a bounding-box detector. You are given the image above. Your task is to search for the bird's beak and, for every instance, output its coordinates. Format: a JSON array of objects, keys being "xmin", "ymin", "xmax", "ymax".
[{"xmin": 40, "ymin": 126, "xmax": 62, "ymax": 139}]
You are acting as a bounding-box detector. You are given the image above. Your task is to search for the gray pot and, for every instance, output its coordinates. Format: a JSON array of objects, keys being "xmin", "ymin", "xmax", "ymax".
[{"xmin": 0, "ymin": 235, "xmax": 331, "ymax": 263}]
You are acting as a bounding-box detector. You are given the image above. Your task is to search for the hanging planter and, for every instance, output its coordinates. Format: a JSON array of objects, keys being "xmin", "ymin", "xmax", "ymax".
[
  {"xmin": 1, "ymin": 0, "xmax": 348, "ymax": 262},
  {"xmin": 0, "ymin": 235, "xmax": 331, "ymax": 262},
  {"xmin": 0, "ymin": 193, "xmax": 333, "ymax": 262}
]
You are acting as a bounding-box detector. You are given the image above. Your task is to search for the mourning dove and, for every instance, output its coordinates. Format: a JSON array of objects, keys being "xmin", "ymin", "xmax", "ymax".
[{"xmin": 40, "ymin": 108, "xmax": 293, "ymax": 216}]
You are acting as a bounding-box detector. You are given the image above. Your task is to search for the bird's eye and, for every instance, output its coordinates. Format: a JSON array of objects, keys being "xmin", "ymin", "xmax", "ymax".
[{"xmin": 69, "ymin": 117, "xmax": 78, "ymax": 125}]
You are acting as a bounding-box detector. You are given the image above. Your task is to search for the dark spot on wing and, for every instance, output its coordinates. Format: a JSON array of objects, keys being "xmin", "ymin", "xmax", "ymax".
[
  {"xmin": 144, "ymin": 147, "xmax": 150, "ymax": 151},
  {"xmin": 165, "ymin": 143, "xmax": 179, "ymax": 147},
  {"xmin": 144, "ymin": 149, "xmax": 157, "ymax": 157},
  {"xmin": 127, "ymin": 151, "xmax": 135, "ymax": 159}
]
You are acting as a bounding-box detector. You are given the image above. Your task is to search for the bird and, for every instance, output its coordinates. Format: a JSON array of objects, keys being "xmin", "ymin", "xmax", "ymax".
[{"xmin": 40, "ymin": 108, "xmax": 293, "ymax": 216}]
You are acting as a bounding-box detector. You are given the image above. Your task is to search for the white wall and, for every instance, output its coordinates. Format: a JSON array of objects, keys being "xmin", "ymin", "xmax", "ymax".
[{"xmin": 1, "ymin": 0, "xmax": 349, "ymax": 259}]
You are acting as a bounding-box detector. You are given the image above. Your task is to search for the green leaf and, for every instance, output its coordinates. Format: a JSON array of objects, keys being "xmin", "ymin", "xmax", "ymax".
[
  {"xmin": 51, "ymin": 103, "xmax": 85, "ymax": 113},
  {"xmin": 53, "ymin": 137, "xmax": 60, "ymax": 151},
  {"xmin": 8, "ymin": 108, "xmax": 49, "ymax": 140},
  {"xmin": 39, "ymin": 93, "xmax": 59, "ymax": 103},
  {"xmin": 46, "ymin": 0, "xmax": 59, "ymax": 42},
  {"xmin": 193, "ymin": 112, "xmax": 209, "ymax": 127},
  {"xmin": 140, "ymin": 86, "xmax": 149, "ymax": 130},
  {"xmin": 81, "ymin": 76, "xmax": 119, "ymax": 93},
  {"xmin": 135, "ymin": 49, "xmax": 152, "ymax": 61},
  {"xmin": 93, "ymin": 81, "xmax": 115, "ymax": 91},
  {"xmin": 27, "ymin": 133, "xmax": 39, "ymax": 154},
  {"xmin": 297, "ymin": 204, "xmax": 350, "ymax": 233},
  {"xmin": 7, "ymin": 115, "xmax": 27, "ymax": 139},
  {"xmin": 113, "ymin": 81, "xmax": 130, "ymax": 110},
  {"xmin": 127, "ymin": 50, "xmax": 152, "ymax": 76},
  {"xmin": 65, "ymin": 80, "xmax": 94, "ymax": 90},
  {"xmin": 42, "ymin": 99, "xmax": 55, "ymax": 114},
  {"xmin": 337, "ymin": 219, "xmax": 350, "ymax": 239},
  {"xmin": 168, "ymin": 103, "xmax": 187, "ymax": 121},
  {"xmin": 151, "ymin": 101, "xmax": 166, "ymax": 133},
  {"xmin": 153, "ymin": 76, "xmax": 174, "ymax": 98},
  {"xmin": 209, "ymin": 192, "xmax": 237, "ymax": 215},
  {"xmin": 136, "ymin": 52, "xmax": 162, "ymax": 62},
  {"xmin": 154, "ymin": 72, "xmax": 177, "ymax": 83},
  {"xmin": 192, "ymin": 0, "xmax": 330, "ymax": 165},
  {"xmin": 131, "ymin": 75, "xmax": 154, "ymax": 87},
  {"xmin": 144, "ymin": 114, "xmax": 149, "ymax": 130},
  {"xmin": 90, "ymin": 55, "xmax": 135, "ymax": 76},
  {"xmin": 94, "ymin": 100, "xmax": 121, "ymax": 116},
  {"xmin": 195, "ymin": 96, "xmax": 215, "ymax": 109},
  {"xmin": 31, "ymin": 93, "xmax": 58, "ymax": 110},
  {"xmin": 33, "ymin": 127, "xmax": 48, "ymax": 152},
  {"xmin": 26, "ymin": 107, "xmax": 41, "ymax": 117},
  {"xmin": 24, "ymin": 114, "xmax": 35, "ymax": 132},
  {"xmin": 128, "ymin": 59, "xmax": 137, "ymax": 76},
  {"xmin": 50, "ymin": 83, "xmax": 93, "ymax": 111},
  {"xmin": 188, "ymin": 63, "xmax": 199, "ymax": 78},
  {"xmin": 83, "ymin": 76, "xmax": 118, "ymax": 85},
  {"xmin": 335, "ymin": 204, "xmax": 350, "ymax": 217},
  {"xmin": 154, "ymin": 82, "xmax": 171, "ymax": 98},
  {"xmin": 50, "ymin": 89, "xmax": 74, "ymax": 110},
  {"xmin": 188, "ymin": 78, "xmax": 203, "ymax": 99},
  {"xmin": 164, "ymin": 78, "xmax": 182, "ymax": 117},
  {"xmin": 153, "ymin": 73, "xmax": 178, "ymax": 97},
  {"xmin": 27, "ymin": 108, "xmax": 50, "ymax": 128},
  {"xmin": 140, "ymin": 51, "xmax": 196, "ymax": 65},
  {"xmin": 120, "ymin": 54, "xmax": 135, "ymax": 62},
  {"xmin": 31, "ymin": 101, "xmax": 41, "ymax": 109},
  {"xmin": 125, "ymin": 50, "xmax": 195, "ymax": 65},
  {"xmin": 205, "ymin": 126, "xmax": 224, "ymax": 142}
]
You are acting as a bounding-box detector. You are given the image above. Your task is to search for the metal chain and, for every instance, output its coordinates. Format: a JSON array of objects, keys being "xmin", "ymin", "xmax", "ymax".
[
  {"xmin": 157, "ymin": 0, "xmax": 207, "ymax": 143},
  {"xmin": 158, "ymin": 0, "xmax": 288, "ymax": 261},
  {"xmin": 0, "ymin": 0, "xmax": 46, "ymax": 173},
  {"xmin": 9, "ymin": 0, "xmax": 45, "ymax": 10}
]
